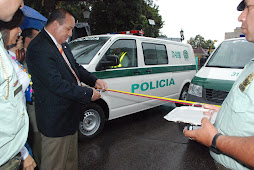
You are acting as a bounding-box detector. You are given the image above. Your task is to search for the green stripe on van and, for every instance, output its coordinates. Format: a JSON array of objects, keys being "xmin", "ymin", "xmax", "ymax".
[
  {"xmin": 191, "ymin": 76, "xmax": 235, "ymax": 92},
  {"xmin": 93, "ymin": 65, "xmax": 196, "ymax": 79}
]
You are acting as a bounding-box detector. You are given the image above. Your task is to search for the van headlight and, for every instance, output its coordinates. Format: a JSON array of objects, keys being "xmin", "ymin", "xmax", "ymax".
[{"xmin": 188, "ymin": 84, "xmax": 202, "ymax": 97}]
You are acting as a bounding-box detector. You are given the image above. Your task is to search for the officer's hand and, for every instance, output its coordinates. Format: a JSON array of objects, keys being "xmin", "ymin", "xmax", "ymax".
[
  {"xmin": 184, "ymin": 117, "xmax": 219, "ymax": 147},
  {"xmin": 204, "ymin": 104, "xmax": 220, "ymax": 112},
  {"xmin": 203, "ymin": 104, "xmax": 220, "ymax": 120},
  {"xmin": 91, "ymin": 88, "xmax": 101, "ymax": 101}
]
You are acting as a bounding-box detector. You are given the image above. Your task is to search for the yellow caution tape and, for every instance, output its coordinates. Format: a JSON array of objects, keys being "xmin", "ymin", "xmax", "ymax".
[{"xmin": 105, "ymin": 88, "xmax": 221, "ymax": 108}]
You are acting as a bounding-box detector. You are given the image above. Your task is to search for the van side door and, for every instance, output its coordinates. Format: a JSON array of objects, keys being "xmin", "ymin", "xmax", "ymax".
[
  {"xmin": 137, "ymin": 42, "xmax": 174, "ymax": 106},
  {"xmin": 96, "ymin": 39, "xmax": 142, "ymax": 119}
]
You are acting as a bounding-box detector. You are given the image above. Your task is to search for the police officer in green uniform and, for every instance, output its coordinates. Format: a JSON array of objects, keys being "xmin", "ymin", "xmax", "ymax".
[
  {"xmin": 0, "ymin": 0, "xmax": 35, "ymax": 169},
  {"xmin": 184, "ymin": 1, "xmax": 254, "ymax": 169}
]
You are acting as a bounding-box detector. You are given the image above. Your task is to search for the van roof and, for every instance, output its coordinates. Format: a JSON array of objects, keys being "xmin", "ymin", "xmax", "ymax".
[
  {"xmin": 73, "ymin": 34, "xmax": 191, "ymax": 47},
  {"xmin": 222, "ymin": 37, "xmax": 246, "ymax": 42}
]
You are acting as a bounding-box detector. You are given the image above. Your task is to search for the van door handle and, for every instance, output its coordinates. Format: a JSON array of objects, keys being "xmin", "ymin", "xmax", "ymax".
[
  {"xmin": 146, "ymin": 69, "xmax": 152, "ymax": 73},
  {"xmin": 134, "ymin": 70, "xmax": 141, "ymax": 74}
]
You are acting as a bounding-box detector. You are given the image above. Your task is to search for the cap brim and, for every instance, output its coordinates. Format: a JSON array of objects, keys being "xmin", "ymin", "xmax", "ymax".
[{"xmin": 237, "ymin": 0, "xmax": 245, "ymax": 11}]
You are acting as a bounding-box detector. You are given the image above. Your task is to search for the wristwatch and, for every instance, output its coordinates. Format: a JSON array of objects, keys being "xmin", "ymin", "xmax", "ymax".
[{"xmin": 210, "ymin": 133, "xmax": 222, "ymax": 154}]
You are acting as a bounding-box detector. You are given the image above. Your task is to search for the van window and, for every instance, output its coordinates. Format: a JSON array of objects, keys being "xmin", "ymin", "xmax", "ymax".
[
  {"xmin": 69, "ymin": 37, "xmax": 110, "ymax": 64},
  {"xmin": 207, "ymin": 39, "xmax": 254, "ymax": 68},
  {"xmin": 105, "ymin": 39, "xmax": 137, "ymax": 69},
  {"xmin": 142, "ymin": 43, "xmax": 168, "ymax": 65}
]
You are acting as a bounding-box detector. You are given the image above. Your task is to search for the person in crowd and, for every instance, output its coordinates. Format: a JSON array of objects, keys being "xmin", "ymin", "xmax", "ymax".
[
  {"xmin": 1, "ymin": 9, "xmax": 30, "ymax": 96},
  {"xmin": 0, "ymin": 8, "xmax": 37, "ymax": 170},
  {"xmin": 0, "ymin": 0, "xmax": 35, "ymax": 169},
  {"xmin": 184, "ymin": 0, "xmax": 254, "ymax": 169},
  {"xmin": 21, "ymin": 27, "xmax": 41, "ymax": 167},
  {"xmin": 26, "ymin": 8, "xmax": 107, "ymax": 169},
  {"xmin": 21, "ymin": 28, "xmax": 39, "ymax": 52},
  {"xmin": 111, "ymin": 47, "xmax": 128, "ymax": 68}
]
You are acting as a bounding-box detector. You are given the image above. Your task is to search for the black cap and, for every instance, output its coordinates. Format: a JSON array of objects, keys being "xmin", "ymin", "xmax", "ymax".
[{"xmin": 237, "ymin": 0, "xmax": 245, "ymax": 11}]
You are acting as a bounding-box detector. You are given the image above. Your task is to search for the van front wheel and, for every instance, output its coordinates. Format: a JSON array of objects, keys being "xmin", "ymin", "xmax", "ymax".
[
  {"xmin": 79, "ymin": 103, "xmax": 105, "ymax": 141},
  {"xmin": 176, "ymin": 85, "xmax": 189, "ymax": 107}
]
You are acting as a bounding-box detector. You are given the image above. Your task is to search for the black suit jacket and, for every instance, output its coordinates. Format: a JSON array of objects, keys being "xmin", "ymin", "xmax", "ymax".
[{"xmin": 26, "ymin": 29, "xmax": 98, "ymax": 137}]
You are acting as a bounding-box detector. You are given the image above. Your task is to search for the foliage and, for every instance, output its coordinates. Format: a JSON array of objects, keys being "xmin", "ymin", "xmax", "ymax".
[
  {"xmin": 89, "ymin": 0, "xmax": 163, "ymax": 37},
  {"xmin": 187, "ymin": 35, "xmax": 215, "ymax": 49},
  {"xmin": 24, "ymin": 0, "xmax": 56, "ymax": 18},
  {"xmin": 144, "ymin": 0, "xmax": 154, "ymax": 6},
  {"xmin": 56, "ymin": 1, "xmax": 89, "ymax": 22},
  {"xmin": 88, "ymin": 0, "xmax": 143, "ymax": 34},
  {"xmin": 24, "ymin": 0, "xmax": 87, "ymax": 20},
  {"xmin": 140, "ymin": 2, "xmax": 164, "ymax": 37},
  {"xmin": 24, "ymin": 0, "xmax": 163, "ymax": 37}
]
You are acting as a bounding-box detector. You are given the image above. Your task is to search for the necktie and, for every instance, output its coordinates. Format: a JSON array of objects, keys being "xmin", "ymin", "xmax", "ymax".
[{"xmin": 57, "ymin": 44, "xmax": 81, "ymax": 86}]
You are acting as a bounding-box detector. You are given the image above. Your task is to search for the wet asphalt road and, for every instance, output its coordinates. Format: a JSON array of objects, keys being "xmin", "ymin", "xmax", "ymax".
[{"xmin": 78, "ymin": 103, "xmax": 217, "ymax": 170}]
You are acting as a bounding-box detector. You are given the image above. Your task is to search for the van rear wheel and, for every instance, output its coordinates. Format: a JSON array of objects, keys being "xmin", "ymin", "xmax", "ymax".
[
  {"xmin": 79, "ymin": 103, "xmax": 105, "ymax": 141},
  {"xmin": 176, "ymin": 85, "xmax": 189, "ymax": 107}
]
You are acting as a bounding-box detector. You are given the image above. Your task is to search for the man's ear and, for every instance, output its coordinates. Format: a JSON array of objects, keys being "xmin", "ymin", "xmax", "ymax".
[{"xmin": 52, "ymin": 20, "xmax": 59, "ymax": 31}]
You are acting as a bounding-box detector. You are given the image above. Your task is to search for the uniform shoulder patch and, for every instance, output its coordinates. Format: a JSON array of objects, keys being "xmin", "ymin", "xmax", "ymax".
[{"xmin": 239, "ymin": 72, "xmax": 254, "ymax": 92}]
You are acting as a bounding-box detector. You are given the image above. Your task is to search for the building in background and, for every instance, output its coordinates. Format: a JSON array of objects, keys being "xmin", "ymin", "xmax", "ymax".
[
  {"xmin": 193, "ymin": 46, "xmax": 209, "ymax": 70},
  {"xmin": 225, "ymin": 27, "xmax": 244, "ymax": 39}
]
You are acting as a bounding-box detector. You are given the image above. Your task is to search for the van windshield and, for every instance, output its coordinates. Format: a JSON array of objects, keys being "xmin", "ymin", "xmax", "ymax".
[
  {"xmin": 206, "ymin": 39, "xmax": 254, "ymax": 68},
  {"xmin": 69, "ymin": 37, "xmax": 110, "ymax": 64}
]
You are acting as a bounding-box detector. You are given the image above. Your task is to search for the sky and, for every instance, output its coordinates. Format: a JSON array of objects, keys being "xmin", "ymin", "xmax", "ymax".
[{"xmin": 154, "ymin": 0, "xmax": 243, "ymax": 47}]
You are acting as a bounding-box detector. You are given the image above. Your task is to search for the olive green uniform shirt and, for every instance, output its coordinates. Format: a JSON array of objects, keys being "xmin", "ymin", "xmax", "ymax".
[
  {"xmin": 0, "ymin": 33, "xmax": 29, "ymax": 166},
  {"xmin": 211, "ymin": 58, "xmax": 254, "ymax": 170}
]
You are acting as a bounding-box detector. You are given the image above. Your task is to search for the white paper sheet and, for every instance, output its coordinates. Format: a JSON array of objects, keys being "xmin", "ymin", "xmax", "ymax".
[{"xmin": 164, "ymin": 106, "xmax": 217, "ymax": 125}]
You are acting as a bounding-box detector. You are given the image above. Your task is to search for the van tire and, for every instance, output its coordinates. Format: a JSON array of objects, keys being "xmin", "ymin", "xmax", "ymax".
[
  {"xmin": 176, "ymin": 85, "xmax": 189, "ymax": 107},
  {"xmin": 79, "ymin": 103, "xmax": 105, "ymax": 141}
]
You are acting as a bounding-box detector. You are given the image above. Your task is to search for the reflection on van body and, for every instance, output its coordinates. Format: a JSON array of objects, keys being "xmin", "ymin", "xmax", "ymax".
[{"xmin": 187, "ymin": 38, "xmax": 254, "ymax": 105}]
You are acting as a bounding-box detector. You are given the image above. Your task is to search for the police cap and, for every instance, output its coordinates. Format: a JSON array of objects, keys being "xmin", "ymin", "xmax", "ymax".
[{"xmin": 237, "ymin": 0, "xmax": 245, "ymax": 11}]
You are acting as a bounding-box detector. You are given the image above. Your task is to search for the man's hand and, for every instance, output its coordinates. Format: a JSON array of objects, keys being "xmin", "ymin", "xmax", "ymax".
[
  {"xmin": 91, "ymin": 88, "xmax": 101, "ymax": 101},
  {"xmin": 184, "ymin": 117, "xmax": 219, "ymax": 147},
  {"xmin": 95, "ymin": 79, "xmax": 107, "ymax": 90},
  {"xmin": 23, "ymin": 154, "xmax": 36, "ymax": 170}
]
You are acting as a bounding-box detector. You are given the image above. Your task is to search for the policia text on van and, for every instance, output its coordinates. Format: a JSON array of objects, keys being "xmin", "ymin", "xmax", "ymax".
[{"xmin": 69, "ymin": 34, "xmax": 196, "ymax": 140}]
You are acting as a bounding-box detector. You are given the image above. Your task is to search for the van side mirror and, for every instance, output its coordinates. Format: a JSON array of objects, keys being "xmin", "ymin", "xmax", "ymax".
[
  {"xmin": 96, "ymin": 55, "xmax": 120, "ymax": 71},
  {"xmin": 200, "ymin": 56, "xmax": 208, "ymax": 68}
]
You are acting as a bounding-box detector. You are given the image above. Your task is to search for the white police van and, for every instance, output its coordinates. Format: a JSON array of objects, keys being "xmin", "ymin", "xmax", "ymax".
[
  {"xmin": 69, "ymin": 34, "xmax": 196, "ymax": 140},
  {"xmin": 187, "ymin": 38, "xmax": 254, "ymax": 105}
]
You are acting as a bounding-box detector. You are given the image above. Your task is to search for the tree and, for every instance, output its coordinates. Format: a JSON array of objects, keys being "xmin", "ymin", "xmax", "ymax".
[
  {"xmin": 144, "ymin": 0, "xmax": 153, "ymax": 6},
  {"xmin": 56, "ymin": 1, "xmax": 88, "ymax": 22},
  {"xmin": 24, "ymin": 0, "xmax": 164, "ymax": 37},
  {"xmin": 89, "ymin": 0, "xmax": 163, "ymax": 36},
  {"xmin": 25, "ymin": 0, "xmax": 56, "ymax": 18},
  {"xmin": 187, "ymin": 35, "xmax": 215, "ymax": 49},
  {"xmin": 140, "ymin": 2, "xmax": 164, "ymax": 37},
  {"xmin": 88, "ymin": 0, "xmax": 142, "ymax": 34},
  {"xmin": 24, "ymin": 0, "xmax": 88, "ymax": 20}
]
